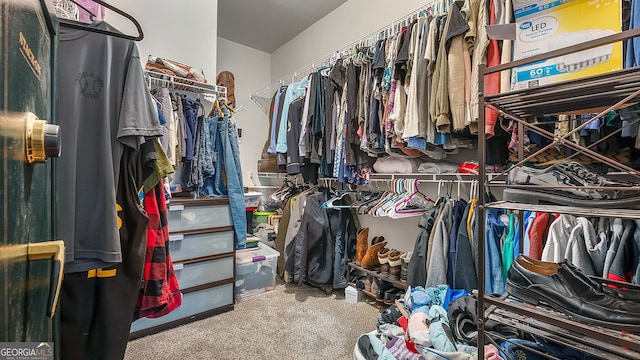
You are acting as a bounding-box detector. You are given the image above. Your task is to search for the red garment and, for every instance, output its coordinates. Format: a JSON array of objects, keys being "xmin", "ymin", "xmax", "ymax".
[
  {"xmin": 528, "ymin": 212, "xmax": 550, "ymax": 260},
  {"xmin": 485, "ymin": 0, "xmax": 501, "ymax": 138},
  {"xmin": 396, "ymin": 316, "xmax": 420, "ymax": 354},
  {"xmin": 135, "ymin": 179, "xmax": 182, "ymax": 319},
  {"xmin": 458, "ymin": 161, "xmax": 480, "ymax": 175}
]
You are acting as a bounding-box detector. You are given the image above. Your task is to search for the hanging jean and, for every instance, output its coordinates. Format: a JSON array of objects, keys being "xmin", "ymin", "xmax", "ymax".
[
  {"xmin": 217, "ymin": 111, "xmax": 247, "ymax": 248},
  {"xmin": 188, "ymin": 116, "xmax": 205, "ymax": 190},
  {"xmin": 181, "ymin": 98, "xmax": 200, "ymax": 189},
  {"xmin": 197, "ymin": 116, "xmax": 226, "ymax": 197},
  {"xmin": 333, "ymin": 208, "xmax": 356, "ymax": 290}
]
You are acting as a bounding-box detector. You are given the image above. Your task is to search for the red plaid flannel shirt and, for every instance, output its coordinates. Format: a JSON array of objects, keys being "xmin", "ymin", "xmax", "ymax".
[{"xmin": 135, "ymin": 179, "xmax": 182, "ymax": 319}]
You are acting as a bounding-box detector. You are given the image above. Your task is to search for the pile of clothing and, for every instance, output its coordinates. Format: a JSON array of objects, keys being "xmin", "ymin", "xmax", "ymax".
[
  {"xmin": 355, "ymin": 285, "xmax": 603, "ymax": 359},
  {"xmin": 354, "ymin": 285, "xmax": 496, "ymax": 360},
  {"xmin": 145, "ymin": 55, "xmax": 208, "ymax": 84}
]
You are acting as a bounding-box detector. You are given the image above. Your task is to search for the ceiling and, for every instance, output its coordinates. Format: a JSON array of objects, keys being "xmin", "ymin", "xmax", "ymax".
[{"xmin": 218, "ymin": 0, "xmax": 347, "ymax": 53}]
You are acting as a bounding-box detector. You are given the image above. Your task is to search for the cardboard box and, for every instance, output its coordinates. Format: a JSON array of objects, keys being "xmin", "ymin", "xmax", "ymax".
[{"xmin": 513, "ymin": 0, "xmax": 622, "ymax": 90}]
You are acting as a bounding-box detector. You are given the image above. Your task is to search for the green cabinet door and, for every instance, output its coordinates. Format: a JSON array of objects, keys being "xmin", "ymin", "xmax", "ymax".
[{"xmin": 0, "ymin": 0, "xmax": 62, "ymax": 347}]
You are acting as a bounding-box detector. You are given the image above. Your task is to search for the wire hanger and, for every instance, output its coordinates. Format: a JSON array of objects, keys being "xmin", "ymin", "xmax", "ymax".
[
  {"xmin": 470, "ymin": 180, "xmax": 478, "ymax": 200},
  {"xmin": 58, "ymin": 0, "xmax": 144, "ymax": 41},
  {"xmin": 220, "ymin": 99, "xmax": 236, "ymax": 114},
  {"xmin": 207, "ymin": 98, "xmax": 223, "ymax": 118},
  {"xmin": 391, "ymin": 179, "xmax": 435, "ymax": 218}
]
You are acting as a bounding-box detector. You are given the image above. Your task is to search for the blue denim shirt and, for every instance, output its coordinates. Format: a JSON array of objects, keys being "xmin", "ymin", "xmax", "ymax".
[
  {"xmin": 268, "ymin": 87, "xmax": 287, "ymax": 154},
  {"xmin": 523, "ymin": 211, "xmax": 535, "ymax": 256},
  {"xmin": 276, "ymin": 78, "xmax": 309, "ymax": 153},
  {"xmin": 485, "ymin": 208, "xmax": 506, "ymax": 295}
]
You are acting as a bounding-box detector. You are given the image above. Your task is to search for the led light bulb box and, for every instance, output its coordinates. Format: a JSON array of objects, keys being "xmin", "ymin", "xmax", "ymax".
[{"xmin": 512, "ymin": 0, "xmax": 622, "ymax": 90}]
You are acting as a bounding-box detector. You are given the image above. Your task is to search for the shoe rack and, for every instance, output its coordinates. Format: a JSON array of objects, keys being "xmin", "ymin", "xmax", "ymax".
[
  {"xmin": 477, "ymin": 27, "xmax": 640, "ymax": 359},
  {"xmin": 348, "ymin": 262, "xmax": 407, "ymax": 289},
  {"xmin": 348, "ymin": 262, "xmax": 406, "ymax": 305}
]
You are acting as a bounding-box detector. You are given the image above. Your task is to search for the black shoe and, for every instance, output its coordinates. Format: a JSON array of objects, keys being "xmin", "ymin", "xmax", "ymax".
[
  {"xmin": 376, "ymin": 281, "xmax": 393, "ymax": 301},
  {"xmin": 520, "ymin": 255, "xmax": 640, "ymax": 302},
  {"xmin": 507, "ymin": 258, "xmax": 640, "ymax": 331},
  {"xmin": 384, "ymin": 288, "xmax": 404, "ymax": 305},
  {"xmin": 506, "ymin": 161, "xmax": 640, "ymax": 208}
]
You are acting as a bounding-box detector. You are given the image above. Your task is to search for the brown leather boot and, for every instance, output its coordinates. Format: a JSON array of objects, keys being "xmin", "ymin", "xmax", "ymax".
[
  {"xmin": 362, "ymin": 241, "xmax": 387, "ymax": 269},
  {"xmin": 355, "ymin": 228, "xmax": 369, "ymax": 266},
  {"xmin": 388, "ymin": 250, "xmax": 403, "ymax": 280},
  {"xmin": 378, "ymin": 248, "xmax": 390, "ymax": 274}
]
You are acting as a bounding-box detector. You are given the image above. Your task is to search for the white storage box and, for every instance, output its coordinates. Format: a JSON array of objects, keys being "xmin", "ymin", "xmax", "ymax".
[
  {"xmin": 235, "ymin": 242, "xmax": 280, "ymax": 299},
  {"xmin": 244, "ymin": 191, "xmax": 262, "ymax": 208},
  {"xmin": 345, "ymin": 286, "xmax": 361, "ymax": 304}
]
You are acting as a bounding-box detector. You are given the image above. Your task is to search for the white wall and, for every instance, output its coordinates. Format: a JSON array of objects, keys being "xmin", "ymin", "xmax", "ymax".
[
  {"xmin": 217, "ymin": 38, "xmax": 272, "ymax": 184},
  {"xmin": 271, "ymin": 0, "xmax": 427, "ymax": 81},
  {"xmin": 105, "ymin": 0, "xmax": 218, "ymax": 79}
]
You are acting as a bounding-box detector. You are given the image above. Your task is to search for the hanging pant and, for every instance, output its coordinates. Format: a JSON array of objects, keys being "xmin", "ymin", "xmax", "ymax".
[
  {"xmin": 217, "ymin": 112, "xmax": 247, "ymax": 248},
  {"xmin": 180, "ymin": 98, "xmax": 200, "ymax": 188},
  {"xmin": 198, "ymin": 116, "xmax": 227, "ymax": 197}
]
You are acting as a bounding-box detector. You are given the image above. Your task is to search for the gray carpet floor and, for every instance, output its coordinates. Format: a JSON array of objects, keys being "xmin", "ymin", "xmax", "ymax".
[{"xmin": 124, "ymin": 280, "xmax": 383, "ymax": 360}]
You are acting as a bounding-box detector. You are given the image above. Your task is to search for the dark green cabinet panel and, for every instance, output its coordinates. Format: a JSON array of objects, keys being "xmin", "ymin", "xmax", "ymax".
[{"xmin": 0, "ymin": 0, "xmax": 57, "ymax": 344}]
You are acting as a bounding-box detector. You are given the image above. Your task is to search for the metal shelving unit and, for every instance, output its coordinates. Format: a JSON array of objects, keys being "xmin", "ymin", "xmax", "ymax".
[
  {"xmin": 477, "ymin": 27, "xmax": 640, "ymax": 359},
  {"xmin": 483, "ymin": 201, "xmax": 640, "ymax": 218}
]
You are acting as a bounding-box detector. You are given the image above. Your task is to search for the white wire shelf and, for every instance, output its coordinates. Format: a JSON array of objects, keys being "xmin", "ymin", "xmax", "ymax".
[{"xmin": 144, "ymin": 70, "xmax": 227, "ymax": 101}]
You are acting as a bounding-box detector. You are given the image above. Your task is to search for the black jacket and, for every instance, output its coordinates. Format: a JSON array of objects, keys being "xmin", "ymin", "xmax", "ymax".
[{"xmin": 285, "ymin": 189, "xmax": 357, "ymax": 289}]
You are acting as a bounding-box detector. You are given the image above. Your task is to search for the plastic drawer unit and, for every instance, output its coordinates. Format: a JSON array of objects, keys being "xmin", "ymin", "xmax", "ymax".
[
  {"xmin": 168, "ymin": 198, "xmax": 233, "ymax": 232},
  {"xmin": 130, "ymin": 198, "xmax": 236, "ymax": 338},
  {"xmin": 168, "ymin": 231, "xmax": 234, "ymax": 262},
  {"xmin": 130, "ymin": 283, "xmax": 234, "ymax": 335},
  {"xmin": 174, "ymin": 257, "xmax": 235, "ymax": 289}
]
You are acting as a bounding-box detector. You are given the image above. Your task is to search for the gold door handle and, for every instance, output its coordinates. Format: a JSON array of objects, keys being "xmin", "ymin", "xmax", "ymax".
[{"xmin": 28, "ymin": 241, "xmax": 65, "ymax": 317}]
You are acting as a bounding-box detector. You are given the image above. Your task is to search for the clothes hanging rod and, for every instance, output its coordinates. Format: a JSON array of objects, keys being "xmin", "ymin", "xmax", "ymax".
[
  {"xmin": 250, "ymin": 1, "xmax": 437, "ymax": 99},
  {"xmin": 366, "ymin": 177, "xmax": 478, "ymax": 184}
]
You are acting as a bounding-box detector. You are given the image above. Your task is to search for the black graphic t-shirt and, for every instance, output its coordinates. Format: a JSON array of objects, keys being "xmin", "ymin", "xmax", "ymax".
[{"xmin": 57, "ymin": 21, "xmax": 163, "ymax": 273}]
